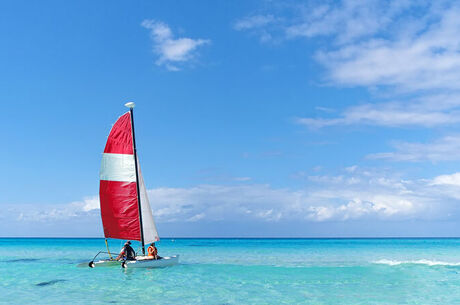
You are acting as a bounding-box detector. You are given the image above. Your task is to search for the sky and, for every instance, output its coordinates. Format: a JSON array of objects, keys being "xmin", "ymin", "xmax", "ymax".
[{"xmin": 2, "ymin": 0, "xmax": 460, "ymax": 237}]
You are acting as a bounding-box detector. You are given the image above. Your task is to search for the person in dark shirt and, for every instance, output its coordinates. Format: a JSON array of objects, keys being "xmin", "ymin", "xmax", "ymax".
[{"xmin": 116, "ymin": 241, "xmax": 136, "ymax": 261}]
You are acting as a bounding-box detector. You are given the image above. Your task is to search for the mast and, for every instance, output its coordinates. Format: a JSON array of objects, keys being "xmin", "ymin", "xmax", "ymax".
[{"xmin": 125, "ymin": 101, "xmax": 145, "ymax": 255}]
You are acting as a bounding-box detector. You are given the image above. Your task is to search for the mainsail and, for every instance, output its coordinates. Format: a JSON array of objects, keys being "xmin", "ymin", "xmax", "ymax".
[{"xmin": 99, "ymin": 111, "xmax": 159, "ymax": 245}]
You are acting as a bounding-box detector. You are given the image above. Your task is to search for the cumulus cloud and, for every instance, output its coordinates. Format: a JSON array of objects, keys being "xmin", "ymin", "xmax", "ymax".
[
  {"xmin": 307, "ymin": 198, "xmax": 414, "ymax": 222},
  {"xmin": 10, "ymin": 168, "xmax": 460, "ymax": 225},
  {"xmin": 431, "ymin": 172, "xmax": 460, "ymax": 186},
  {"xmin": 141, "ymin": 19, "xmax": 210, "ymax": 71},
  {"xmin": 80, "ymin": 196, "xmax": 99, "ymax": 212},
  {"xmin": 303, "ymin": 172, "xmax": 424, "ymax": 221},
  {"xmin": 146, "ymin": 184, "xmax": 303, "ymax": 222},
  {"xmin": 367, "ymin": 135, "xmax": 460, "ymax": 162}
]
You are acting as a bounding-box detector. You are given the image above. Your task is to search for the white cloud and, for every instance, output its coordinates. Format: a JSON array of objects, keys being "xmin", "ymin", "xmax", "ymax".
[
  {"xmin": 431, "ymin": 172, "xmax": 460, "ymax": 186},
  {"xmin": 80, "ymin": 196, "xmax": 99, "ymax": 212},
  {"xmin": 11, "ymin": 167, "xmax": 460, "ymax": 225},
  {"xmin": 345, "ymin": 165, "xmax": 358, "ymax": 173},
  {"xmin": 234, "ymin": 177, "xmax": 251, "ymax": 181},
  {"xmin": 238, "ymin": 1, "xmax": 460, "ymax": 92},
  {"xmin": 237, "ymin": 2, "xmax": 460, "ymax": 130},
  {"xmin": 187, "ymin": 213, "xmax": 205, "ymax": 222},
  {"xmin": 317, "ymin": 6, "xmax": 460, "ymax": 91},
  {"xmin": 233, "ymin": 14, "xmax": 284, "ymax": 43},
  {"xmin": 14, "ymin": 196, "xmax": 100, "ymax": 222},
  {"xmin": 304, "ymin": 174, "xmax": 423, "ymax": 221},
  {"xmin": 367, "ymin": 135, "xmax": 460, "ymax": 162},
  {"xmin": 234, "ymin": 15, "xmax": 276, "ymax": 30},
  {"xmin": 315, "ymin": 2, "xmax": 460, "ymax": 92},
  {"xmin": 146, "ymin": 184, "xmax": 303, "ymax": 222},
  {"xmin": 297, "ymin": 94, "xmax": 460, "ymax": 128},
  {"xmin": 141, "ymin": 20, "xmax": 210, "ymax": 71},
  {"xmin": 286, "ymin": 0, "xmax": 415, "ymax": 44},
  {"xmin": 307, "ymin": 197, "xmax": 414, "ymax": 222}
]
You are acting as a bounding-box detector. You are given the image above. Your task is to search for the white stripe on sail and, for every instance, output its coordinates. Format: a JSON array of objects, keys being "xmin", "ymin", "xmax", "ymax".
[
  {"xmin": 100, "ymin": 153, "xmax": 136, "ymax": 182},
  {"xmin": 137, "ymin": 159, "xmax": 160, "ymax": 243}
]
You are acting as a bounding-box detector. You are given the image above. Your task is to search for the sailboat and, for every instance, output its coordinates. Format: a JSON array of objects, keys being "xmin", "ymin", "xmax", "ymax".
[{"xmin": 88, "ymin": 102, "xmax": 179, "ymax": 268}]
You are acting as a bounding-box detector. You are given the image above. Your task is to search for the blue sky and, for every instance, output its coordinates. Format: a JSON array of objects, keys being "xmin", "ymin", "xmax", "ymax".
[{"xmin": 3, "ymin": 0, "xmax": 460, "ymax": 237}]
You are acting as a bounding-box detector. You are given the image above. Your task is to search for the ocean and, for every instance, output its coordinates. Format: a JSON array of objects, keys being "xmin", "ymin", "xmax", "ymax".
[{"xmin": 1, "ymin": 238, "xmax": 460, "ymax": 304}]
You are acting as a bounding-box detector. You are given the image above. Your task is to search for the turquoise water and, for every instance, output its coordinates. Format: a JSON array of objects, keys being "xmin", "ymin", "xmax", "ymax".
[{"xmin": 1, "ymin": 238, "xmax": 460, "ymax": 304}]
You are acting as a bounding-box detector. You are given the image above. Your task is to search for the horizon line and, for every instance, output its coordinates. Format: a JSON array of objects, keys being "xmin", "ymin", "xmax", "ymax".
[{"xmin": 2, "ymin": 236, "xmax": 460, "ymax": 239}]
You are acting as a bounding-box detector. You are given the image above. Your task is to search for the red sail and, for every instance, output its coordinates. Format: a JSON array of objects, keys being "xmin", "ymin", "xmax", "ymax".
[{"xmin": 99, "ymin": 112, "xmax": 141, "ymax": 241}]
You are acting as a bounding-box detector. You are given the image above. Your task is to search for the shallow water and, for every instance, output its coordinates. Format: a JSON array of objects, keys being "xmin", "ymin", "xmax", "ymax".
[{"xmin": 1, "ymin": 238, "xmax": 460, "ymax": 304}]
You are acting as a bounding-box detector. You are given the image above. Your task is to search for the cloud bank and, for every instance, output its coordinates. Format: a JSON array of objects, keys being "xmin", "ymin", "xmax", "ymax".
[{"xmin": 10, "ymin": 169, "xmax": 460, "ymax": 228}]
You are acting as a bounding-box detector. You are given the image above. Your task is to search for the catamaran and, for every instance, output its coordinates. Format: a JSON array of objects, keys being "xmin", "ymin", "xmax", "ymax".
[{"xmin": 87, "ymin": 102, "xmax": 179, "ymax": 268}]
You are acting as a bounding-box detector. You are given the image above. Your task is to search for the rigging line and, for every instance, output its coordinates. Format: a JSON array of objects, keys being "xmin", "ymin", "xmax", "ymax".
[{"xmin": 105, "ymin": 239, "xmax": 113, "ymax": 260}]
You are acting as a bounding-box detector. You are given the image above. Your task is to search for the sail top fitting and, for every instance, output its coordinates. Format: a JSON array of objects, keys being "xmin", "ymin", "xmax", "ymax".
[{"xmin": 125, "ymin": 102, "xmax": 135, "ymax": 108}]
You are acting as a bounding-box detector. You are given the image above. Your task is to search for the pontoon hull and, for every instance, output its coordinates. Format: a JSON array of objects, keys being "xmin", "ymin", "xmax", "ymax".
[
  {"xmin": 85, "ymin": 255, "xmax": 179, "ymax": 268},
  {"xmin": 124, "ymin": 255, "xmax": 179, "ymax": 268}
]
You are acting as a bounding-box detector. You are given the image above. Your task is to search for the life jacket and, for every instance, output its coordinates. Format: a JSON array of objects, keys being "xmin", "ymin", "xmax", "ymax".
[{"xmin": 147, "ymin": 246, "xmax": 157, "ymax": 257}]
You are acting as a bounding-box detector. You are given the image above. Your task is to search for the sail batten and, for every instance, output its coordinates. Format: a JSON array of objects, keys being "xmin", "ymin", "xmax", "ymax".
[{"xmin": 99, "ymin": 111, "xmax": 159, "ymax": 243}]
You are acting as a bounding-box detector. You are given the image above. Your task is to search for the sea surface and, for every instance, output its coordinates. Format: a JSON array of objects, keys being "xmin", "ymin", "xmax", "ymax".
[{"xmin": 1, "ymin": 238, "xmax": 460, "ymax": 304}]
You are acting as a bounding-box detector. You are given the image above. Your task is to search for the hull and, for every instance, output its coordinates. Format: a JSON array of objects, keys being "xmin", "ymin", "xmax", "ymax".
[
  {"xmin": 85, "ymin": 260, "xmax": 122, "ymax": 268},
  {"xmin": 85, "ymin": 255, "xmax": 179, "ymax": 268},
  {"xmin": 123, "ymin": 255, "xmax": 179, "ymax": 268}
]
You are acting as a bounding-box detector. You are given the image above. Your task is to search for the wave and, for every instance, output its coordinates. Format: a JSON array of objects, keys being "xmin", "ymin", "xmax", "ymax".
[{"xmin": 374, "ymin": 259, "xmax": 460, "ymax": 266}]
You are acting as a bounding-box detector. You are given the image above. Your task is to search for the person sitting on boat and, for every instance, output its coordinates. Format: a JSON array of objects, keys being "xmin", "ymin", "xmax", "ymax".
[
  {"xmin": 147, "ymin": 243, "xmax": 161, "ymax": 259},
  {"xmin": 116, "ymin": 241, "xmax": 136, "ymax": 261}
]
